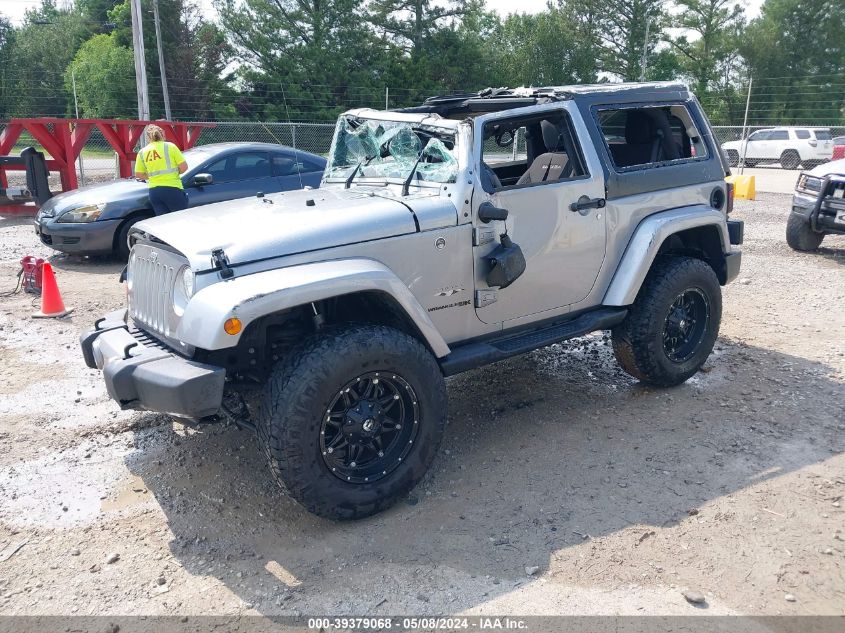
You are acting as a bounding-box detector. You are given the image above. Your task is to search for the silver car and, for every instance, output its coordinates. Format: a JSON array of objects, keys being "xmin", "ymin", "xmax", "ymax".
[{"xmin": 81, "ymin": 83, "xmax": 743, "ymax": 519}]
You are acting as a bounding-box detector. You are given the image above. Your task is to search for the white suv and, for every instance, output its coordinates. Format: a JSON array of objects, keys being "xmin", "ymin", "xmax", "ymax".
[{"xmin": 722, "ymin": 127, "xmax": 833, "ymax": 169}]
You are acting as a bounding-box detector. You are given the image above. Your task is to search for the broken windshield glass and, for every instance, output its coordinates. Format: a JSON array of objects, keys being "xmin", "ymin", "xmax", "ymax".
[{"xmin": 326, "ymin": 117, "xmax": 458, "ymax": 186}]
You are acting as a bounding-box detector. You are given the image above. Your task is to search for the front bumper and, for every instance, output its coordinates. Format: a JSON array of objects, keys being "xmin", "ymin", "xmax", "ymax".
[
  {"xmin": 80, "ymin": 309, "xmax": 225, "ymax": 419},
  {"xmin": 791, "ymin": 177, "xmax": 845, "ymax": 235},
  {"xmin": 34, "ymin": 216, "xmax": 120, "ymax": 254}
]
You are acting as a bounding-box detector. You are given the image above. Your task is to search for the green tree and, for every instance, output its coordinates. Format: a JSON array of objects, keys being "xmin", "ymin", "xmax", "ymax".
[
  {"xmin": 369, "ymin": 0, "xmax": 473, "ymax": 58},
  {"xmin": 65, "ymin": 33, "xmax": 136, "ymax": 118},
  {"xmin": 6, "ymin": 1, "xmax": 94, "ymax": 117},
  {"xmin": 495, "ymin": 7, "xmax": 597, "ymax": 87},
  {"xmin": 0, "ymin": 14, "xmax": 16, "ymax": 119},
  {"xmin": 595, "ymin": 0, "xmax": 667, "ymax": 81},
  {"xmin": 215, "ymin": 0, "xmax": 387, "ymax": 120},
  {"xmin": 668, "ymin": 0, "xmax": 745, "ymax": 96},
  {"xmin": 741, "ymin": 0, "xmax": 845, "ymax": 124}
]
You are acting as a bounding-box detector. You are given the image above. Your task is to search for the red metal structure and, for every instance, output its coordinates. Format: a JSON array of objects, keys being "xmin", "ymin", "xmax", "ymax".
[{"xmin": 0, "ymin": 118, "xmax": 214, "ymax": 215}]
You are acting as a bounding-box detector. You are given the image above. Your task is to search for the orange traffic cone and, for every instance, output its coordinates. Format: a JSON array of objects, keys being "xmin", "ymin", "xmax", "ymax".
[{"xmin": 32, "ymin": 262, "xmax": 72, "ymax": 319}]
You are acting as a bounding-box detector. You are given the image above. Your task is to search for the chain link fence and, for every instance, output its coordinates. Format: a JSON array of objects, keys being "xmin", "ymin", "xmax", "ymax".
[{"xmin": 2, "ymin": 120, "xmax": 844, "ymax": 191}]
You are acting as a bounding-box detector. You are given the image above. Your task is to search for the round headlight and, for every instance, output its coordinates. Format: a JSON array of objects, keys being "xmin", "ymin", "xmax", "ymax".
[
  {"xmin": 180, "ymin": 266, "xmax": 195, "ymax": 299},
  {"xmin": 173, "ymin": 266, "xmax": 194, "ymax": 317}
]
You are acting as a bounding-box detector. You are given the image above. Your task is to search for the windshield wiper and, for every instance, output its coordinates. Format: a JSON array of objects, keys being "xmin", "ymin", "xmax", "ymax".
[
  {"xmin": 345, "ymin": 154, "xmax": 376, "ymax": 189},
  {"xmin": 402, "ymin": 138, "xmax": 431, "ymax": 196}
]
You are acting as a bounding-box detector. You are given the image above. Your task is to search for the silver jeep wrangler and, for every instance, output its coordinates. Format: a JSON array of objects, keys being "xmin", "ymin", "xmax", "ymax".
[{"xmin": 81, "ymin": 83, "xmax": 743, "ymax": 519}]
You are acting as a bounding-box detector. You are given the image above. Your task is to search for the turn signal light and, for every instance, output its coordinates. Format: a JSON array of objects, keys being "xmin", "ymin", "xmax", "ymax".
[{"xmin": 224, "ymin": 317, "xmax": 242, "ymax": 335}]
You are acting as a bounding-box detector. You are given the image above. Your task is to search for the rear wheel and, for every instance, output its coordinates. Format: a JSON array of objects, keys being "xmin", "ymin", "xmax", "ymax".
[
  {"xmin": 257, "ymin": 325, "xmax": 447, "ymax": 519},
  {"xmin": 612, "ymin": 256, "xmax": 722, "ymax": 387},
  {"xmin": 726, "ymin": 150, "xmax": 739, "ymax": 167},
  {"xmin": 780, "ymin": 150, "xmax": 801, "ymax": 170},
  {"xmin": 786, "ymin": 214, "xmax": 824, "ymax": 251}
]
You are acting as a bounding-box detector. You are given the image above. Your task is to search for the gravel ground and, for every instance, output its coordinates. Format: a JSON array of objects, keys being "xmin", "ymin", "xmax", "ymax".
[{"xmin": 0, "ymin": 193, "xmax": 843, "ymax": 618}]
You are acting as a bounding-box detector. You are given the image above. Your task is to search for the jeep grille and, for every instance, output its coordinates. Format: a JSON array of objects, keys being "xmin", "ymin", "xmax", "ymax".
[{"xmin": 128, "ymin": 243, "xmax": 187, "ymax": 339}]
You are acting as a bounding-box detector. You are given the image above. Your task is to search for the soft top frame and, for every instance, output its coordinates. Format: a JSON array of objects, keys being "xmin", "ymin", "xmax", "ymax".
[{"xmin": 398, "ymin": 83, "xmax": 691, "ymax": 117}]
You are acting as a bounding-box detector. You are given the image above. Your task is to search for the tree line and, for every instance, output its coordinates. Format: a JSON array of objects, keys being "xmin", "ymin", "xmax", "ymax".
[{"xmin": 0, "ymin": 0, "xmax": 843, "ymax": 125}]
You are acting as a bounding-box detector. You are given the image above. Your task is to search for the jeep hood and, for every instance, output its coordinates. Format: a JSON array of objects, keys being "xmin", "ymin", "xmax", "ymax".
[{"xmin": 133, "ymin": 187, "xmax": 456, "ymax": 271}]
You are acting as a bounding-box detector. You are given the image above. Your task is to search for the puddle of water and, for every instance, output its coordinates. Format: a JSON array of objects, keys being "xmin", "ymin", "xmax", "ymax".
[{"xmin": 100, "ymin": 474, "xmax": 150, "ymax": 512}]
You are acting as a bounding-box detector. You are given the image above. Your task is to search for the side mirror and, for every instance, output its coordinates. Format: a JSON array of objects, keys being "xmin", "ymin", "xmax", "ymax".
[
  {"xmin": 478, "ymin": 201, "xmax": 509, "ymax": 223},
  {"xmin": 192, "ymin": 173, "xmax": 213, "ymax": 186}
]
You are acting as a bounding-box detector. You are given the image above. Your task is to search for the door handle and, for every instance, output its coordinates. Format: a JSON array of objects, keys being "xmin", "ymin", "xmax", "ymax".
[{"xmin": 570, "ymin": 196, "xmax": 606, "ymax": 213}]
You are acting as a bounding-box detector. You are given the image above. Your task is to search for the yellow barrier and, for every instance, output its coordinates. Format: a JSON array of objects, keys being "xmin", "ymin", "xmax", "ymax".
[{"xmin": 725, "ymin": 174, "xmax": 756, "ymax": 200}]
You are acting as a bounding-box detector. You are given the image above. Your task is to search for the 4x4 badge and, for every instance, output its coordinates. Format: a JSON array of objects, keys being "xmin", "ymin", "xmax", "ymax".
[{"xmin": 435, "ymin": 286, "xmax": 464, "ymax": 297}]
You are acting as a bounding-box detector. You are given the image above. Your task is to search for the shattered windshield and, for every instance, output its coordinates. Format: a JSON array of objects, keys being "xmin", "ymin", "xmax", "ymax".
[{"xmin": 325, "ymin": 117, "xmax": 458, "ymax": 185}]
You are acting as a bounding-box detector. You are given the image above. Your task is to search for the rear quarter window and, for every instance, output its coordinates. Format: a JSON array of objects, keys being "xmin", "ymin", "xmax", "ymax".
[
  {"xmin": 814, "ymin": 130, "xmax": 832, "ymax": 140},
  {"xmin": 595, "ymin": 104, "xmax": 708, "ymax": 171}
]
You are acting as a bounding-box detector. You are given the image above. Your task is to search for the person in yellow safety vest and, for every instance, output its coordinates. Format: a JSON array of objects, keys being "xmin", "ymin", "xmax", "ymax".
[{"xmin": 134, "ymin": 124, "xmax": 189, "ymax": 215}]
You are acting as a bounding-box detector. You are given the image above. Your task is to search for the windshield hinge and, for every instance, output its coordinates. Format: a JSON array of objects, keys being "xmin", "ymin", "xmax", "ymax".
[{"xmin": 211, "ymin": 248, "xmax": 234, "ymax": 279}]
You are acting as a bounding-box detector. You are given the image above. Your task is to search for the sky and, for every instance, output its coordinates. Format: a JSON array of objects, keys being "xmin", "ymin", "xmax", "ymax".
[{"xmin": 3, "ymin": 0, "xmax": 765, "ymax": 27}]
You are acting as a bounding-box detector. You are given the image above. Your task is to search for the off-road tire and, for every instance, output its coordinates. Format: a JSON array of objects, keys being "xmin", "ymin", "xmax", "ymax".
[
  {"xmin": 785, "ymin": 214, "xmax": 824, "ymax": 251},
  {"xmin": 780, "ymin": 150, "xmax": 801, "ymax": 170},
  {"xmin": 612, "ymin": 256, "xmax": 722, "ymax": 387},
  {"xmin": 726, "ymin": 150, "xmax": 739, "ymax": 167},
  {"xmin": 257, "ymin": 325, "xmax": 447, "ymax": 520}
]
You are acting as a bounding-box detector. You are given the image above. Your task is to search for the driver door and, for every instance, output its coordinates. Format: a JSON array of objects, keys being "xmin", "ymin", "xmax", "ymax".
[{"xmin": 473, "ymin": 103, "xmax": 606, "ymax": 325}]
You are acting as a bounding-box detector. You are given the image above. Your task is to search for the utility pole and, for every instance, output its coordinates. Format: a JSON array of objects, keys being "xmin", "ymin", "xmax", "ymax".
[
  {"xmin": 739, "ymin": 77, "xmax": 753, "ymax": 175},
  {"xmin": 71, "ymin": 70, "xmax": 85, "ymax": 185},
  {"xmin": 130, "ymin": 0, "xmax": 150, "ymax": 120},
  {"xmin": 152, "ymin": 0, "xmax": 172, "ymax": 120},
  {"xmin": 639, "ymin": 17, "xmax": 651, "ymax": 81}
]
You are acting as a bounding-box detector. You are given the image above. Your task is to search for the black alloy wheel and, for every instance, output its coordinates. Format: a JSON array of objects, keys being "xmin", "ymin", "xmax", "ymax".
[
  {"xmin": 662, "ymin": 289, "xmax": 710, "ymax": 363},
  {"xmin": 320, "ymin": 371, "xmax": 419, "ymax": 484}
]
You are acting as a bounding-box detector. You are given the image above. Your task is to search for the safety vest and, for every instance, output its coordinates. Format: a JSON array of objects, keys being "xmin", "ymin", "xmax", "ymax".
[{"xmin": 135, "ymin": 141, "xmax": 184, "ymax": 189}]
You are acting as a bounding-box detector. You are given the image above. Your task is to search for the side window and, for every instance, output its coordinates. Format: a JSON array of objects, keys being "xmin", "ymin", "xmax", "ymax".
[
  {"xmin": 769, "ymin": 130, "xmax": 789, "ymax": 141},
  {"xmin": 481, "ymin": 111, "xmax": 585, "ymax": 190},
  {"xmin": 273, "ymin": 154, "xmax": 324, "ymax": 176},
  {"xmin": 271, "ymin": 154, "xmax": 299, "ymax": 177},
  {"xmin": 597, "ymin": 104, "xmax": 707, "ymax": 170},
  {"xmin": 231, "ymin": 152, "xmax": 272, "ymax": 180},
  {"xmin": 202, "ymin": 152, "xmax": 271, "ymax": 184},
  {"xmin": 748, "ymin": 130, "xmax": 769, "ymax": 142},
  {"xmin": 795, "ymin": 129, "xmax": 811, "ymax": 139},
  {"xmin": 814, "ymin": 130, "xmax": 832, "ymax": 140}
]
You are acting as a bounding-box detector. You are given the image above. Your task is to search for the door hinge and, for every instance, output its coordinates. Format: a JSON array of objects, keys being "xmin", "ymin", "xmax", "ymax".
[
  {"xmin": 473, "ymin": 226, "xmax": 496, "ymax": 246},
  {"xmin": 475, "ymin": 289, "xmax": 498, "ymax": 308}
]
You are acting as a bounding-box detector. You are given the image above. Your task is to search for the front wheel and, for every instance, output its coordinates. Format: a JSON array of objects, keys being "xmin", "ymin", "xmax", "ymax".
[
  {"xmin": 786, "ymin": 214, "xmax": 824, "ymax": 251},
  {"xmin": 258, "ymin": 325, "xmax": 447, "ymax": 519},
  {"xmin": 612, "ymin": 256, "xmax": 722, "ymax": 387}
]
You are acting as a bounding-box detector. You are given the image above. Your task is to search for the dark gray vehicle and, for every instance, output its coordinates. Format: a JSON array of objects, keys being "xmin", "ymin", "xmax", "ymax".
[
  {"xmin": 82, "ymin": 83, "xmax": 743, "ymax": 520},
  {"xmin": 786, "ymin": 158, "xmax": 845, "ymax": 251},
  {"xmin": 35, "ymin": 142, "xmax": 325, "ymax": 258}
]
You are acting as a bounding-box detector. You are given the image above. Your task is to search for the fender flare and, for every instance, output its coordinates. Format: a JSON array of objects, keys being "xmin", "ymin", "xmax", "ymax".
[
  {"xmin": 603, "ymin": 206, "xmax": 730, "ymax": 306},
  {"xmin": 176, "ymin": 258, "xmax": 451, "ymax": 357}
]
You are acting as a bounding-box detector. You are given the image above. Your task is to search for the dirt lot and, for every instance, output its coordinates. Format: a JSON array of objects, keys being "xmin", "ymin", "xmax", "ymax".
[{"xmin": 0, "ymin": 193, "xmax": 843, "ymax": 619}]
